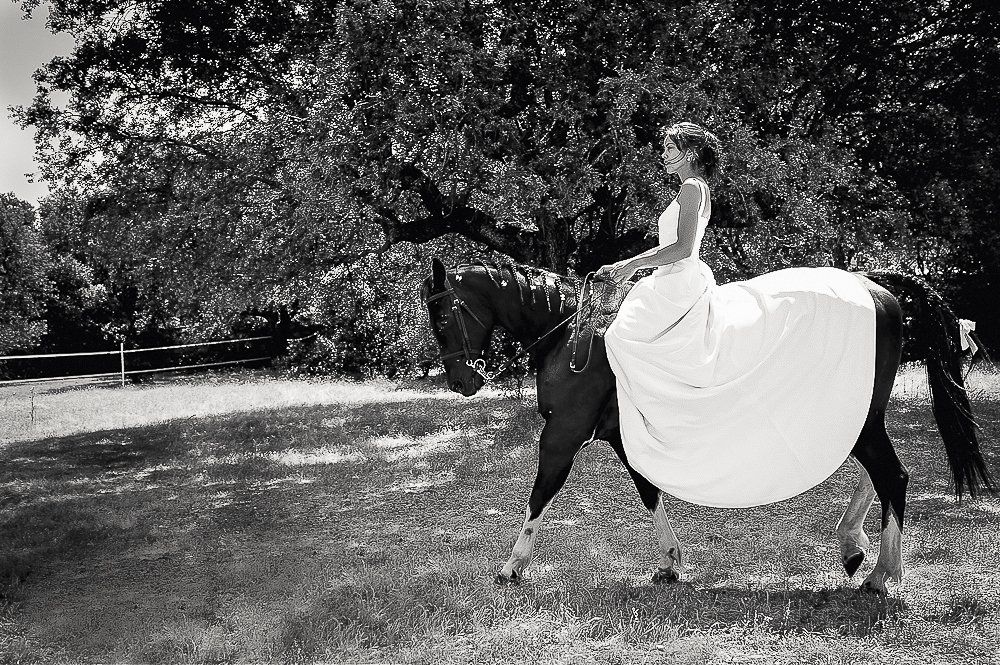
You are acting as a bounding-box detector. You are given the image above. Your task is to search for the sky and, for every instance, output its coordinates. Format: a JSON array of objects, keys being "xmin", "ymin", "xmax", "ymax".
[{"xmin": 1, "ymin": 2, "xmax": 74, "ymax": 205}]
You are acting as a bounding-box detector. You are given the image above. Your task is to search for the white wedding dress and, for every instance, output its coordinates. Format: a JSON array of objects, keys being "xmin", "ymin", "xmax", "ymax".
[{"xmin": 604, "ymin": 179, "xmax": 876, "ymax": 507}]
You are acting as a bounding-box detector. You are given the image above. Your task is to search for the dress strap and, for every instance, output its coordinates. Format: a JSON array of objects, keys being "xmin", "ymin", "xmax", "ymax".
[{"xmin": 682, "ymin": 177, "xmax": 710, "ymax": 219}]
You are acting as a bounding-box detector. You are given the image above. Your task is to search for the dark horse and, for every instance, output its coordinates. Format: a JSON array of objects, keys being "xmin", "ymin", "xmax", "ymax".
[{"xmin": 421, "ymin": 257, "xmax": 994, "ymax": 593}]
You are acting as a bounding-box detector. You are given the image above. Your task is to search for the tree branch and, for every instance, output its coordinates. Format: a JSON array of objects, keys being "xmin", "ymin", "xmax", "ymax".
[
  {"xmin": 375, "ymin": 161, "xmax": 546, "ymax": 264},
  {"xmin": 97, "ymin": 122, "xmax": 284, "ymax": 190}
]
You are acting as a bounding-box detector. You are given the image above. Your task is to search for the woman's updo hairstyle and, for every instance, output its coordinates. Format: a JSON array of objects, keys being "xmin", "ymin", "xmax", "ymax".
[{"xmin": 665, "ymin": 122, "xmax": 721, "ymax": 180}]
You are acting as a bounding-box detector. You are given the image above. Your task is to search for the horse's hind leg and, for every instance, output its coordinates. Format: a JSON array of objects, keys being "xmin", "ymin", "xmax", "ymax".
[
  {"xmin": 649, "ymin": 493, "xmax": 684, "ymax": 583},
  {"xmin": 608, "ymin": 435, "xmax": 683, "ymax": 583},
  {"xmin": 848, "ymin": 278, "xmax": 907, "ymax": 593},
  {"xmin": 836, "ymin": 458, "xmax": 876, "ymax": 577},
  {"xmin": 852, "ymin": 416, "xmax": 909, "ymax": 594}
]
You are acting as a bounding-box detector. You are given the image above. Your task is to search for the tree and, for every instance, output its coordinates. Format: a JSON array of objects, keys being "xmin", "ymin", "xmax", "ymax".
[
  {"xmin": 15, "ymin": 1, "xmax": 787, "ymax": 282},
  {"xmin": 742, "ymin": 0, "xmax": 1000, "ymax": 274},
  {"xmin": 743, "ymin": 0, "xmax": 1000, "ymax": 341},
  {"xmin": 0, "ymin": 193, "xmax": 52, "ymax": 353},
  {"xmin": 15, "ymin": 0, "xmax": 1000, "ymax": 360}
]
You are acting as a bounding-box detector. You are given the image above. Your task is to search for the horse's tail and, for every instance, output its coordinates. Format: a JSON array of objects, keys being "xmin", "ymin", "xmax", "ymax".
[{"xmin": 865, "ymin": 270, "xmax": 995, "ymax": 500}]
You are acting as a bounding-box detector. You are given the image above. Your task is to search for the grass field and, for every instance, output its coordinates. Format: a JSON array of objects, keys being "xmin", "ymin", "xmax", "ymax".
[{"xmin": 1, "ymin": 368, "xmax": 999, "ymax": 664}]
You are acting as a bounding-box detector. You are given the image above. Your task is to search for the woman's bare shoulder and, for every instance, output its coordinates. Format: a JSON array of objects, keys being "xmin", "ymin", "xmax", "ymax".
[{"xmin": 677, "ymin": 179, "xmax": 707, "ymax": 203}]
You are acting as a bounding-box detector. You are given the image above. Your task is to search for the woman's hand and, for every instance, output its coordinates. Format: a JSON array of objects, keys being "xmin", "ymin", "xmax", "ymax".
[{"xmin": 594, "ymin": 259, "xmax": 638, "ymax": 283}]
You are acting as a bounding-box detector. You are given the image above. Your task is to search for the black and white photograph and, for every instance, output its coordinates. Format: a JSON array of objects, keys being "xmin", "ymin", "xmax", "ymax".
[{"xmin": 1, "ymin": 1, "xmax": 998, "ymax": 662}]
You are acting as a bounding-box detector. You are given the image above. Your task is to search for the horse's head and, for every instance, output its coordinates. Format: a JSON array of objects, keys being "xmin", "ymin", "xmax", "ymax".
[{"xmin": 422, "ymin": 257, "xmax": 496, "ymax": 396}]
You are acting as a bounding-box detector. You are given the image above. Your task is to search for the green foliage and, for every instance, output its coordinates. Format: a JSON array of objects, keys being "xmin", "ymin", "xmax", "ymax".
[
  {"xmin": 12, "ymin": 0, "xmax": 1000, "ymax": 367},
  {"xmin": 284, "ymin": 249, "xmax": 435, "ymax": 378},
  {"xmin": 0, "ymin": 194, "xmax": 52, "ymax": 353},
  {"xmin": 37, "ymin": 191, "xmax": 188, "ymax": 349},
  {"xmin": 38, "ymin": 253, "xmax": 114, "ymax": 351},
  {"xmin": 281, "ymin": 237, "xmax": 477, "ymax": 378}
]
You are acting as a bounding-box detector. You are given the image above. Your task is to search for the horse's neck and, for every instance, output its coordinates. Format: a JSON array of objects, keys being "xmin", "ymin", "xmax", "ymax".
[
  {"xmin": 497, "ymin": 302, "xmax": 564, "ymax": 347},
  {"xmin": 490, "ymin": 271, "xmax": 576, "ymax": 348}
]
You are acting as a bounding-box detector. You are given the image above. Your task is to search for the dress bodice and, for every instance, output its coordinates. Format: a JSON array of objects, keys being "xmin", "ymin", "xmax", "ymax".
[{"xmin": 657, "ymin": 178, "xmax": 711, "ymax": 257}]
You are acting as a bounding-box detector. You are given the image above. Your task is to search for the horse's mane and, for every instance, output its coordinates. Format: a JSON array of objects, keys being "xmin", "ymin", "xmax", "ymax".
[{"xmin": 451, "ymin": 257, "xmax": 580, "ymax": 314}]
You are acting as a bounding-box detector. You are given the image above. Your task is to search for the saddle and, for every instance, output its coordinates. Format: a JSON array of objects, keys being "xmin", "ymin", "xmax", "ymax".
[{"xmin": 569, "ymin": 275, "xmax": 631, "ymax": 372}]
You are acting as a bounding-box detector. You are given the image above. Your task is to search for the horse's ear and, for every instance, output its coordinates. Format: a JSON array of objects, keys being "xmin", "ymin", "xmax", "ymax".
[{"xmin": 431, "ymin": 257, "xmax": 447, "ymax": 291}]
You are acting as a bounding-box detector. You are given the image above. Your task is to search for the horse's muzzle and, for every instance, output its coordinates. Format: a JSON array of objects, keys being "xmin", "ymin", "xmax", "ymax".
[{"xmin": 450, "ymin": 376, "xmax": 482, "ymax": 396}]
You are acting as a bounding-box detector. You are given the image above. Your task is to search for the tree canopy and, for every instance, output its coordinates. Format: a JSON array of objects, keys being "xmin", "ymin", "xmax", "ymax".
[{"xmin": 14, "ymin": 0, "xmax": 1000, "ymax": 359}]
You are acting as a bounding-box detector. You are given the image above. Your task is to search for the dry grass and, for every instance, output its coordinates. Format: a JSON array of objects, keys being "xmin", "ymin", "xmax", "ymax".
[
  {"xmin": 0, "ymin": 372, "xmax": 474, "ymax": 444},
  {"xmin": 1, "ymin": 367, "xmax": 999, "ymax": 664}
]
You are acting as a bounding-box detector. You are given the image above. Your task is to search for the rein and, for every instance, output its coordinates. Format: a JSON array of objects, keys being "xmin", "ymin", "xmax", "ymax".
[{"xmin": 428, "ymin": 272, "xmax": 613, "ymax": 382}]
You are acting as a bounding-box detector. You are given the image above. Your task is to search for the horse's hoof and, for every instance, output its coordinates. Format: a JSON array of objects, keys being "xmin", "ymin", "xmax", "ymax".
[
  {"xmin": 495, "ymin": 570, "xmax": 521, "ymax": 586},
  {"xmin": 843, "ymin": 551, "xmax": 865, "ymax": 578},
  {"xmin": 651, "ymin": 567, "xmax": 680, "ymax": 585},
  {"xmin": 859, "ymin": 579, "xmax": 887, "ymax": 596}
]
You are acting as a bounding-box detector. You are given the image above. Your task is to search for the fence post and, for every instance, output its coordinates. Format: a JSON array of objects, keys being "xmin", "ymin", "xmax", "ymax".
[{"xmin": 120, "ymin": 342, "xmax": 125, "ymax": 388}]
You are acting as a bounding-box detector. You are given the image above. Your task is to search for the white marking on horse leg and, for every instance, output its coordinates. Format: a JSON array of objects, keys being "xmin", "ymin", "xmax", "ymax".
[
  {"xmin": 836, "ymin": 461, "xmax": 876, "ymax": 573},
  {"xmin": 500, "ymin": 504, "xmax": 549, "ymax": 579},
  {"xmin": 651, "ymin": 494, "xmax": 683, "ymax": 581},
  {"xmin": 862, "ymin": 507, "xmax": 904, "ymax": 593}
]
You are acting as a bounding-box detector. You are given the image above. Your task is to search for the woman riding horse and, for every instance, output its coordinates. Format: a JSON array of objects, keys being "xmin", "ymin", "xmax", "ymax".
[{"xmin": 422, "ymin": 123, "xmax": 994, "ymax": 594}]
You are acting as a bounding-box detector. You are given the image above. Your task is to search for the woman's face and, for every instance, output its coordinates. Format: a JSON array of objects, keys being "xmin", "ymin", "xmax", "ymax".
[{"xmin": 662, "ymin": 138, "xmax": 686, "ymax": 173}]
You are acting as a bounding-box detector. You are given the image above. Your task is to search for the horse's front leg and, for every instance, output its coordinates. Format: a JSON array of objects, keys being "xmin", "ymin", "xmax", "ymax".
[{"xmin": 497, "ymin": 417, "xmax": 590, "ymax": 583}]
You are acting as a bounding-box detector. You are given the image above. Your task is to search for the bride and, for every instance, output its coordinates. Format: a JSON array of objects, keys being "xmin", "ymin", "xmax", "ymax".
[{"xmin": 595, "ymin": 122, "xmax": 878, "ymax": 509}]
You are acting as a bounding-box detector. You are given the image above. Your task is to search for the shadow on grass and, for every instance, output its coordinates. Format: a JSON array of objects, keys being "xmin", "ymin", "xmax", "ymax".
[
  {"xmin": 5, "ymin": 384, "xmax": 996, "ymax": 662},
  {"xmin": 552, "ymin": 580, "xmax": 906, "ymax": 638},
  {"xmin": 276, "ymin": 569, "xmax": 907, "ymax": 663},
  {"xmin": 0, "ymin": 397, "xmax": 537, "ymax": 657}
]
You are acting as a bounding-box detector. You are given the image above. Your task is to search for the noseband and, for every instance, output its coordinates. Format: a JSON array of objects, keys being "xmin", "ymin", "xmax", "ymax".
[{"xmin": 425, "ymin": 277, "xmax": 490, "ymax": 375}]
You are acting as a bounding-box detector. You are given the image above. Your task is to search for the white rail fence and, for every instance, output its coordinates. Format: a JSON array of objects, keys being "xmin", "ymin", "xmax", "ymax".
[{"xmin": 0, "ymin": 334, "xmax": 315, "ymax": 386}]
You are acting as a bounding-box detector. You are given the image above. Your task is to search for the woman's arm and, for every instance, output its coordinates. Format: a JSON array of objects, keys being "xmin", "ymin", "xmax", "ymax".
[{"xmin": 596, "ymin": 181, "xmax": 705, "ymax": 282}]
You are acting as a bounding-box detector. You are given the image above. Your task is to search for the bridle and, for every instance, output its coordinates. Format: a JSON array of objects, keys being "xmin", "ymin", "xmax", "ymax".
[
  {"xmin": 426, "ymin": 271, "xmax": 616, "ymax": 383},
  {"xmin": 425, "ymin": 275, "xmax": 492, "ymax": 377}
]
